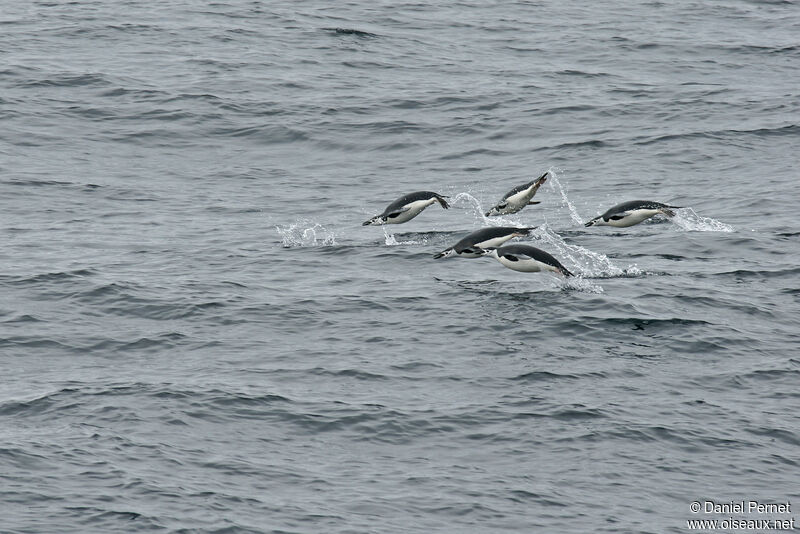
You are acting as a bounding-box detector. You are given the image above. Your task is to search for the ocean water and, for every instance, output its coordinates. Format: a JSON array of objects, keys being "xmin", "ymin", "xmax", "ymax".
[{"xmin": 2, "ymin": 1, "xmax": 799, "ymax": 533}]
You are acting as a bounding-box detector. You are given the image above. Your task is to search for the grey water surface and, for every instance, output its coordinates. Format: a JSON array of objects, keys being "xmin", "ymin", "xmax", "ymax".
[{"xmin": 2, "ymin": 1, "xmax": 799, "ymax": 533}]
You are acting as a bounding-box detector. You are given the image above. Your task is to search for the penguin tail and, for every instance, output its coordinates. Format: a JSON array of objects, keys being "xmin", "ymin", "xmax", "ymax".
[
  {"xmin": 660, "ymin": 207, "xmax": 680, "ymax": 217},
  {"xmin": 560, "ymin": 267, "xmax": 574, "ymax": 277},
  {"xmin": 433, "ymin": 248, "xmax": 452, "ymax": 259},
  {"xmin": 435, "ymin": 194, "xmax": 450, "ymax": 209},
  {"xmin": 527, "ymin": 201, "xmax": 541, "ymax": 206}
]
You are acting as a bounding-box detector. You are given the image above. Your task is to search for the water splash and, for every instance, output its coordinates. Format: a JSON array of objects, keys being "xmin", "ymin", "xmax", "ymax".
[
  {"xmin": 671, "ymin": 208, "xmax": 734, "ymax": 232},
  {"xmin": 382, "ymin": 227, "xmax": 429, "ymax": 246},
  {"xmin": 383, "ymin": 228, "xmax": 401, "ymax": 246},
  {"xmin": 276, "ymin": 220, "xmax": 337, "ymax": 247},
  {"xmin": 452, "ymin": 192, "xmax": 491, "ymax": 223},
  {"xmin": 533, "ymin": 224, "xmax": 639, "ymax": 279},
  {"xmin": 559, "ymin": 275, "xmax": 605, "ymax": 293},
  {"xmin": 547, "ymin": 168, "xmax": 585, "ymax": 225}
]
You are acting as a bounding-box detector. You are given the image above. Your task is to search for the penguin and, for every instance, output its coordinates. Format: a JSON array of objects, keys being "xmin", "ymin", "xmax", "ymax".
[
  {"xmin": 481, "ymin": 244, "xmax": 573, "ymax": 276},
  {"xmin": 433, "ymin": 227, "xmax": 535, "ymax": 259},
  {"xmin": 485, "ymin": 172, "xmax": 549, "ymax": 216},
  {"xmin": 584, "ymin": 200, "xmax": 681, "ymax": 228},
  {"xmin": 363, "ymin": 191, "xmax": 449, "ymax": 226}
]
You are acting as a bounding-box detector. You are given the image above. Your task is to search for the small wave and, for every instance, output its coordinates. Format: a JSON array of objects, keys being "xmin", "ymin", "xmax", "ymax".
[
  {"xmin": 555, "ymin": 69, "xmax": 611, "ymax": 78},
  {"xmin": 671, "ymin": 208, "xmax": 734, "ymax": 232},
  {"xmin": 511, "ymin": 371, "xmax": 579, "ymax": 383},
  {"xmin": 0, "ymin": 389, "xmax": 71, "ymax": 417},
  {"xmin": 4, "ymin": 179, "xmax": 102, "ymax": 192},
  {"xmin": 322, "ymin": 28, "xmax": 378, "ymax": 38},
  {"xmin": 438, "ymin": 147, "xmax": 509, "ymax": 161},
  {"xmin": 715, "ymin": 267, "xmax": 800, "ymax": 280},
  {"xmin": 18, "ymin": 72, "xmax": 110, "ymax": 88},
  {"xmin": 99, "ymin": 87, "xmax": 167, "ymax": 99},
  {"xmin": 276, "ymin": 220, "xmax": 336, "ymax": 247},
  {"xmin": 210, "ymin": 124, "xmax": 309, "ymax": 143},
  {"xmin": 1, "ymin": 314, "xmax": 44, "ymax": 324},
  {"xmin": 3, "ymin": 268, "xmax": 96, "ymax": 286}
]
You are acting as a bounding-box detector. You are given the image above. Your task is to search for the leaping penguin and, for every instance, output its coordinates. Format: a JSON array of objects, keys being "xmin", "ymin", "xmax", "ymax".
[
  {"xmin": 433, "ymin": 227, "xmax": 536, "ymax": 259},
  {"xmin": 584, "ymin": 200, "xmax": 681, "ymax": 228},
  {"xmin": 485, "ymin": 172, "xmax": 549, "ymax": 216},
  {"xmin": 481, "ymin": 244, "xmax": 573, "ymax": 276},
  {"xmin": 363, "ymin": 191, "xmax": 449, "ymax": 226}
]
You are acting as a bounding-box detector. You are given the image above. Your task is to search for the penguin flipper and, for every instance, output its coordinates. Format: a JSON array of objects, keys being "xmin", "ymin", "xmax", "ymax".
[
  {"xmin": 527, "ymin": 201, "xmax": 541, "ymax": 205},
  {"xmin": 384, "ymin": 207, "xmax": 410, "ymax": 219}
]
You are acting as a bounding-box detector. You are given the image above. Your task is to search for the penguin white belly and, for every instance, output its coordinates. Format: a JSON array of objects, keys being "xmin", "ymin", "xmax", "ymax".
[
  {"xmin": 502, "ymin": 188, "xmax": 534, "ymax": 213},
  {"xmin": 388, "ymin": 198, "xmax": 436, "ymax": 224},
  {"xmin": 498, "ymin": 256, "xmax": 556, "ymax": 273},
  {"xmin": 608, "ymin": 208, "xmax": 662, "ymax": 227},
  {"xmin": 474, "ymin": 234, "xmax": 518, "ymax": 249}
]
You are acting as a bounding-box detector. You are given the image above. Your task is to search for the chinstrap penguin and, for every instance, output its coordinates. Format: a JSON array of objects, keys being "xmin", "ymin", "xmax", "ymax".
[
  {"xmin": 481, "ymin": 244, "xmax": 573, "ymax": 276},
  {"xmin": 584, "ymin": 200, "xmax": 682, "ymax": 228},
  {"xmin": 485, "ymin": 172, "xmax": 549, "ymax": 216},
  {"xmin": 363, "ymin": 191, "xmax": 449, "ymax": 226},
  {"xmin": 433, "ymin": 226, "xmax": 536, "ymax": 259}
]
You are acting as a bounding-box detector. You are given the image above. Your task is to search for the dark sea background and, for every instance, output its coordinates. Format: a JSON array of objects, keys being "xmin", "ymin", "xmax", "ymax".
[{"xmin": 2, "ymin": 1, "xmax": 799, "ymax": 533}]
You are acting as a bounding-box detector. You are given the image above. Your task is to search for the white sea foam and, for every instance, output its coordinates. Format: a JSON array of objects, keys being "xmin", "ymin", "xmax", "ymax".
[
  {"xmin": 559, "ymin": 275, "xmax": 605, "ymax": 293},
  {"xmin": 382, "ymin": 227, "xmax": 429, "ymax": 246},
  {"xmin": 533, "ymin": 224, "xmax": 641, "ymax": 280},
  {"xmin": 276, "ymin": 220, "xmax": 337, "ymax": 247},
  {"xmin": 670, "ymin": 208, "xmax": 734, "ymax": 232}
]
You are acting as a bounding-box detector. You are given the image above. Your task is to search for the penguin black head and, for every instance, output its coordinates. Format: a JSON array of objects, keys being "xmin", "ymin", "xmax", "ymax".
[
  {"xmin": 362, "ymin": 215, "xmax": 386, "ymax": 226},
  {"xmin": 485, "ymin": 203, "xmax": 508, "ymax": 217}
]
